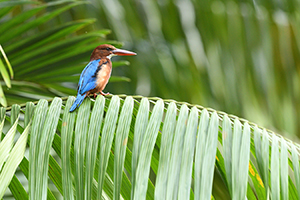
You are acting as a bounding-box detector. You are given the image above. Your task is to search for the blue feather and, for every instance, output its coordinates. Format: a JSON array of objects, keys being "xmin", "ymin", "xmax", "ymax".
[
  {"xmin": 69, "ymin": 93, "xmax": 85, "ymax": 112},
  {"xmin": 69, "ymin": 59, "xmax": 101, "ymax": 112},
  {"xmin": 78, "ymin": 59, "xmax": 101, "ymax": 94}
]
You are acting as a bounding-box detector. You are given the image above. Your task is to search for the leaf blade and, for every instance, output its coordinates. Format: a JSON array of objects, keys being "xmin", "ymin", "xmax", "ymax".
[
  {"xmin": 97, "ymin": 96, "xmax": 120, "ymax": 199},
  {"xmin": 114, "ymin": 96, "xmax": 134, "ymax": 200},
  {"xmin": 154, "ymin": 102, "xmax": 176, "ymax": 200},
  {"xmin": 178, "ymin": 107, "xmax": 199, "ymax": 200},
  {"xmin": 133, "ymin": 99, "xmax": 164, "ymax": 200}
]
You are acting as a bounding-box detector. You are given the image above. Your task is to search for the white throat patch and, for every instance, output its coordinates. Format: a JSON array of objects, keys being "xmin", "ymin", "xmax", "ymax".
[{"xmin": 106, "ymin": 54, "xmax": 115, "ymax": 59}]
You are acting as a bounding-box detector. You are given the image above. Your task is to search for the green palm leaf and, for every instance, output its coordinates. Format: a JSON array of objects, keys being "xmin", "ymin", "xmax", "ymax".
[
  {"xmin": 1, "ymin": 95, "xmax": 300, "ymax": 199},
  {"xmin": 0, "ymin": 103, "xmax": 34, "ymax": 199},
  {"xmin": 0, "ymin": 45, "xmax": 13, "ymax": 107},
  {"xmin": 0, "ymin": 0, "xmax": 129, "ymax": 106}
]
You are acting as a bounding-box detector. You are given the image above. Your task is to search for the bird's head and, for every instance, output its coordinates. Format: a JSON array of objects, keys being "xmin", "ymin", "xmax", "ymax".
[{"xmin": 90, "ymin": 44, "xmax": 136, "ymax": 61}]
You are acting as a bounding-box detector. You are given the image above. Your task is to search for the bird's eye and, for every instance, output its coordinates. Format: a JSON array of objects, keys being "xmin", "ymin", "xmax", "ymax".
[{"xmin": 106, "ymin": 48, "xmax": 111, "ymax": 51}]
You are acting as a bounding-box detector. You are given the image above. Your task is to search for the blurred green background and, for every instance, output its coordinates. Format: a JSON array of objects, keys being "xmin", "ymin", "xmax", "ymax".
[{"xmin": 1, "ymin": 0, "xmax": 300, "ymax": 138}]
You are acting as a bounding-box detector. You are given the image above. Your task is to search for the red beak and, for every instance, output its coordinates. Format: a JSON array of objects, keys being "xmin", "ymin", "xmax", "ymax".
[{"xmin": 112, "ymin": 48, "xmax": 137, "ymax": 56}]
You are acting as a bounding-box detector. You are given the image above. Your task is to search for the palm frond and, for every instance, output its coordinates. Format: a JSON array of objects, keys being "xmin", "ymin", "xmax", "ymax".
[
  {"xmin": 1, "ymin": 95, "xmax": 300, "ymax": 199},
  {"xmin": 0, "ymin": 45, "xmax": 13, "ymax": 107},
  {"xmin": 0, "ymin": 0, "xmax": 130, "ymax": 106},
  {"xmin": 0, "ymin": 103, "xmax": 33, "ymax": 199}
]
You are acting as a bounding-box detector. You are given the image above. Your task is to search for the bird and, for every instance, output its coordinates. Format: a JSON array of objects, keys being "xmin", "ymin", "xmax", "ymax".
[{"xmin": 69, "ymin": 44, "xmax": 136, "ymax": 112}]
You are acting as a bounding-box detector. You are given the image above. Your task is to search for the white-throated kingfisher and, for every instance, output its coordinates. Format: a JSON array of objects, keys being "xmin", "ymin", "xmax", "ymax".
[{"xmin": 69, "ymin": 44, "xmax": 136, "ymax": 112}]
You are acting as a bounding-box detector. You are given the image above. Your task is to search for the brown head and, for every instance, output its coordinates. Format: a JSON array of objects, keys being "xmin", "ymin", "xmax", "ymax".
[{"xmin": 90, "ymin": 44, "xmax": 136, "ymax": 61}]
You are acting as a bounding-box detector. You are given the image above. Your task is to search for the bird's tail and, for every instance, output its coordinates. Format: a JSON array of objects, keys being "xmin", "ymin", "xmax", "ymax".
[{"xmin": 69, "ymin": 93, "xmax": 85, "ymax": 112}]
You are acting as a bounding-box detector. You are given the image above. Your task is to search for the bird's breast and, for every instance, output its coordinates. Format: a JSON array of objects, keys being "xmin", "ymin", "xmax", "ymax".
[{"xmin": 95, "ymin": 63, "xmax": 112, "ymax": 90}]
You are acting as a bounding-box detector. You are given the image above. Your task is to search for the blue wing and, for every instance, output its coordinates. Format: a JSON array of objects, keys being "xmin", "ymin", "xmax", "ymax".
[
  {"xmin": 69, "ymin": 59, "xmax": 102, "ymax": 112},
  {"xmin": 77, "ymin": 59, "xmax": 101, "ymax": 95}
]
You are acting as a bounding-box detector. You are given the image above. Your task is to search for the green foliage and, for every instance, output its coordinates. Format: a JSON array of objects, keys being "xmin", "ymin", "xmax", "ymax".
[
  {"xmin": 0, "ymin": 0, "xmax": 300, "ymax": 198},
  {"xmin": 1, "ymin": 0, "xmax": 299, "ymax": 138},
  {"xmin": 1, "ymin": 95, "xmax": 300, "ymax": 199},
  {"xmin": 0, "ymin": 104, "xmax": 32, "ymax": 199},
  {"xmin": 0, "ymin": 45, "xmax": 13, "ymax": 107},
  {"xmin": 0, "ymin": 0, "xmax": 126, "ymax": 106},
  {"xmin": 83, "ymin": 0, "xmax": 300, "ymax": 137}
]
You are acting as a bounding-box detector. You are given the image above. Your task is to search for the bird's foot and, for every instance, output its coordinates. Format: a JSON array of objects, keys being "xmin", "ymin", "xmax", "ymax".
[
  {"xmin": 100, "ymin": 91, "xmax": 110, "ymax": 96},
  {"xmin": 93, "ymin": 93, "xmax": 97, "ymax": 98}
]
